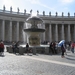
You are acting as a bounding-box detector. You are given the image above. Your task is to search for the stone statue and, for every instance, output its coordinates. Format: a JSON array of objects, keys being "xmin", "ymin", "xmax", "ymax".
[
  {"xmin": 62, "ymin": 12, "xmax": 64, "ymax": 17},
  {"xmin": 24, "ymin": 9, "xmax": 26, "ymax": 14},
  {"xmin": 3, "ymin": 5, "xmax": 5, "ymax": 11},
  {"xmin": 10, "ymin": 6, "xmax": 12, "ymax": 12},
  {"xmin": 56, "ymin": 12, "xmax": 58, "ymax": 16},
  {"xmin": 49, "ymin": 12, "xmax": 51, "ymax": 16},
  {"xmin": 30, "ymin": 9, "xmax": 32, "ymax": 14},
  {"xmin": 68, "ymin": 12, "xmax": 70, "ymax": 17},
  {"xmin": 74, "ymin": 13, "xmax": 75, "ymax": 17},
  {"xmin": 37, "ymin": 10, "xmax": 39, "ymax": 15},
  {"xmin": 17, "ymin": 7, "xmax": 20, "ymax": 13},
  {"xmin": 43, "ymin": 11, "xmax": 45, "ymax": 16}
]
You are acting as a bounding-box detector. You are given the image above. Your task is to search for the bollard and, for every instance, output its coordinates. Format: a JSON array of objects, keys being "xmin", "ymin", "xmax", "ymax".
[
  {"xmin": 9, "ymin": 47, "xmax": 13, "ymax": 53},
  {"xmin": 19, "ymin": 47, "xmax": 24, "ymax": 55},
  {"xmin": 32, "ymin": 47, "xmax": 36, "ymax": 55},
  {"xmin": 45, "ymin": 47, "xmax": 49, "ymax": 54}
]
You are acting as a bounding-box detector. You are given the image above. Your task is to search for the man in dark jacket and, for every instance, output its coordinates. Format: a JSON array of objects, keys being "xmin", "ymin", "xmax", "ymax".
[{"xmin": 26, "ymin": 43, "xmax": 29, "ymax": 55}]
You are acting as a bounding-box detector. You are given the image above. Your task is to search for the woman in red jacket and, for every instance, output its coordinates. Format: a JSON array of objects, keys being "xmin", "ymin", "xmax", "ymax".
[{"xmin": 0, "ymin": 41, "xmax": 4, "ymax": 55}]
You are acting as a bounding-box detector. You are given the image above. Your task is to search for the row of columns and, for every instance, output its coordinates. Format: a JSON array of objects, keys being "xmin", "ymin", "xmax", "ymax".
[
  {"xmin": 0, "ymin": 20, "xmax": 46, "ymax": 43},
  {"xmin": 45, "ymin": 23, "xmax": 75, "ymax": 42},
  {"xmin": 0, "ymin": 20, "xmax": 26, "ymax": 42},
  {"xmin": 31, "ymin": 23, "xmax": 75, "ymax": 43},
  {"xmin": 1, "ymin": 19, "xmax": 75, "ymax": 43}
]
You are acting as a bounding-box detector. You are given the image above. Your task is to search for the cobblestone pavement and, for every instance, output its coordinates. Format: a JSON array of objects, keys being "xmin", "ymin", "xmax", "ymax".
[{"xmin": 0, "ymin": 47, "xmax": 75, "ymax": 75}]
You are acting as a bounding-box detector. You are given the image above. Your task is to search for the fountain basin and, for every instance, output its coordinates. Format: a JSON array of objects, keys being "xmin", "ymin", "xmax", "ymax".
[
  {"xmin": 24, "ymin": 28, "xmax": 45, "ymax": 32},
  {"xmin": 24, "ymin": 28, "xmax": 45, "ymax": 46}
]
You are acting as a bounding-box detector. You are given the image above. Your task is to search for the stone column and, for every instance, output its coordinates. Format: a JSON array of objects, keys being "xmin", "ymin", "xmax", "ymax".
[
  {"xmin": 23, "ymin": 21, "xmax": 27, "ymax": 43},
  {"xmin": 40, "ymin": 24, "xmax": 45, "ymax": 43},
  {"xmin": 9, "ymin": 21, "xmax": 12, "ymax": 41},
  {"xmin": 61, "ymin": 24, "xmax": 64, "ymax": 40},
  {"xmin": 68, "ymin": 24, "xmax": 71, "ymax": 41},
  {"xmin": 55, "ymin": 24, "xmax": 58, "ymax": 41},
  {"xmin": 49, "ymin": 23, "xmax": 52, "ymax": 42},
  {"xmin": 2, "ymin": 20, "xmax": 5, "ymax": 41},
  {"xmin": 74, "ymin": 25, "xmax": 75, "ymax": 41},
  {"xmin": 16, "ymin": 21, "xmax": 19, "ymax": 41},
  {"xmin": 42, "ymin": 23, "xmax": 45, "ymax": 42}
]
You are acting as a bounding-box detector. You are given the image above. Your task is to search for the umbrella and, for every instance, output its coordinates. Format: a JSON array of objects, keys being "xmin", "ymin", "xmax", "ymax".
[{"xmin": 58, "ymin": 40, "xmax": 65, "ymax": 47}]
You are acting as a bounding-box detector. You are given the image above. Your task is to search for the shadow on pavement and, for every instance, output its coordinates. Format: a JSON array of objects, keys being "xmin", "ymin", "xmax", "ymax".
[
  {"xmin": 66, "ymin": 57, "xmax": 75, "ymax": 61},
  {"xmin": 66, "ymin": 54, "xmax": 75, "ymax": 57}
]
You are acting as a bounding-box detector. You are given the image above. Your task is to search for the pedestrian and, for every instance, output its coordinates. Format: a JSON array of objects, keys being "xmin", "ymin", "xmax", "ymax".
[
  {"xmin": 14, "ymin": 41, "xmax": 19, "ymax": 53},
  {"xmin": 26, "ymin": 43, "xmax": 29, "ymax": 55},
  {"xmin": 0, "ymin": 41, "xmax": 4, "ymax": 56},
  {"xmin": 49, "ymin": 42, "xmax": 54, "ymax": 54},
  {"xmin": 61, "ymin": 44, "xmax": 66, "ymax": 58},
  {"xmin": 71, "ymin": 42, "xmax": 75, "ymax": 53},
  {"xmin": 53, "ymin": 42, "xmax": 57, "ymax": 54},
  {"xmin": 12, "ymin": 42, "xmax": 15, "ymax": 53}
]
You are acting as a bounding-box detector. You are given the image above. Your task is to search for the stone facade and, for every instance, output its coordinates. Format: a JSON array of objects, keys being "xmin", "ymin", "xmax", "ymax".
[{"xmin": 0, "ymin": 8, "xmax": 75, "ymax": 43}]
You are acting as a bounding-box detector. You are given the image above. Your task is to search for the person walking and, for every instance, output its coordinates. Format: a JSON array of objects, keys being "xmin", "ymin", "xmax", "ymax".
[
  {"xmin": 26, "ymin": 43, "xmax": 29, "ymax": 55},
  {"xmin": 0, "ymin": 41, "xmax": 4, "ymax": 56},
  {"xmin": 71, "ymin": 42, "xmax": 75, "ymax": 53},
  {"xmin": 12, "ymin": 42, "xmax": 15, "ymax": 53},
  {"xmin": 61, "ymin": 44, "xmax": 66, "ymax": 58},
  {"xmin": 49, "ymin": 42, "xmax": 54, "ymax": 54},
  {"xmin": 14, "ymin": 41, "xmax": 19, "ymax": 54}
]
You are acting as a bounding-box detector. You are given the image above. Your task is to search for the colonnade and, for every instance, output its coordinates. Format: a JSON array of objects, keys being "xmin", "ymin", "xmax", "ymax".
[
  {"xmin": 0, "ymin": 6, "xmax": 75, "ymax": 43},
  {"xmin": 0, "ymin": 20, "xmax": 26, "ymax": 42},
  {"xmin": 0, "ymin": 19, "xmax": 75, "ymax": 43},
  {"xmin": 45, "ymin": 23, "xmax": 75, "ymax": 42}
]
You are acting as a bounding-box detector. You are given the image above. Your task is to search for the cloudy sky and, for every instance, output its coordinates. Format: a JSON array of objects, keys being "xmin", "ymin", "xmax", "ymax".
[{"xmin": 0, "ymin": 0, "xmax": 75, "ymax": 16}]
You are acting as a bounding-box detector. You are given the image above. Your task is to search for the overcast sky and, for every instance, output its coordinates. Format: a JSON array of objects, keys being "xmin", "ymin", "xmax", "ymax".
[{"xmin": 0, "ymin": 0, "xmax": 75, "ymax": 16}]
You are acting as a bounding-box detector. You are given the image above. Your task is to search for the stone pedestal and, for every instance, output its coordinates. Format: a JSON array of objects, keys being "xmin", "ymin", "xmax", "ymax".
[
  {"xmin": 9, "ymin": 47, "xmax": 13, "ymax": 53},
  {"xmin": 32, "ymin": 47, "xmax": 36, "ymax": 55},
  {"xmin": 19, "ymin": 47, "xmax": 24, "ymax": 55},
  {"xmin": 45, "ymin": 47, "xmax": 49, "ymax": 54},
  {"xmin": 6, "ymin": 47, "xmax": 9, "ymax": 52}
]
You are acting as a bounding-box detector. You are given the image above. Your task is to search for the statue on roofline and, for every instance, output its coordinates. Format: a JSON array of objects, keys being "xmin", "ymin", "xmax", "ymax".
[
  {"xmin": 30, "ymin": 9, "xmax": 32, "ymax": 14},
  {"xmin": 24, "ymin": 9, "xmax": 26, "ymax": 14},
  {"xmin": 17, "ymin": 7, "xmax": 20, "ymax": 13},
  {"xmin": 3, "ymin": 5, "xmax": 5, "ymax": 11},
  {"xmin": 10, "ymin": 6, "xmax": 12, "ymax": 12},
  {"xmin": 43, "ymin": 11, "xmax": 45, "ymax": 16}
]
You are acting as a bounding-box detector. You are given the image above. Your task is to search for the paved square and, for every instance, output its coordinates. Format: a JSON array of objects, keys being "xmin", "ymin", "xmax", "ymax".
[{"xmin": 0, "ymin": 47, "xmax": 75, "ymax": 75}]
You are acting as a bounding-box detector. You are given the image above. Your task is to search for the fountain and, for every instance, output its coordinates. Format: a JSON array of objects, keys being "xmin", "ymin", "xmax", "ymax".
[
  {"xmin": 6, "ymin": 16, "xmax": 50, "ymax": 55},
  {"xmin": 24, "ymin": 16, "xmax": 45, "ymax": 46},
  {"xmin": 24, "ymin": 16, "xmax": 46, "ymax": 54}
]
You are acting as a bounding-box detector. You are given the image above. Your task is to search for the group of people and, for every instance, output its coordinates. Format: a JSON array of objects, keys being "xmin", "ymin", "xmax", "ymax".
[
  {"xmin": 49, "ymin": 42, "xmax": 58, "ymax": 55},
  {"xmin": 12, "ymin": 42, "xmax": 31, "ymax": 54},
  {"xmin": 60, "ymin": 41, "xmax": 75, "ymax": 58},
  {"xmin": 12, "ymin": 41, "xmax": 19, "ymax": 54},
  {"xmin": 49, "ymin": 41, "xmax": 75, "ymax": 58},
  {"xmin": 0, "ymin": 39, "xmax": 75, "ymax": 57},
  {"xmin": 0, "ymin": 40, "xmax": 31, "ymax": 55}
]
